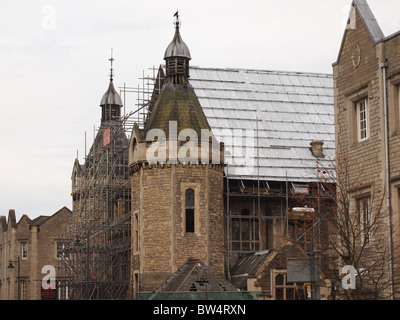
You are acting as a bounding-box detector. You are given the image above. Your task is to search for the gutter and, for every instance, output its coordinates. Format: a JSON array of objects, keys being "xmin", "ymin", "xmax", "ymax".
[{"xmin": 380, "ymin": 60, "xmax": 394, "ymax": 300}]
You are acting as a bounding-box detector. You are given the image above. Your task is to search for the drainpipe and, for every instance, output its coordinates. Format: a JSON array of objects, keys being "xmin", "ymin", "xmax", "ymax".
[{"xmin": 380, "ymin": 60, "xmax": 394, "ymax": 300}]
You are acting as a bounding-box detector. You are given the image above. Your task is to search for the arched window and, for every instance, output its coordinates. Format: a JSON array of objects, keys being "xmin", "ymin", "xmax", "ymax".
[{"xmin": 185, "ymin": 189, "xmax": 195, "ymax": 233}]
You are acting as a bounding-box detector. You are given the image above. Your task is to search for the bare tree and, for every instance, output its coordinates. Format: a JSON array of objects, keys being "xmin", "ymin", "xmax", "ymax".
[{"xmin": 289, "ymin": 158, "xmax": 398, "ymax": 300}]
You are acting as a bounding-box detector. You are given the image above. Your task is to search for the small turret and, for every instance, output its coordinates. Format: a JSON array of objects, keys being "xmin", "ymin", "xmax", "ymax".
[
  {"xmin": 100, "ymin": 50, "xmax": 123, "ymax": 123},
  {"xmin": 164, "ymin": 11, "xmax": 191, "ymax": 85}
]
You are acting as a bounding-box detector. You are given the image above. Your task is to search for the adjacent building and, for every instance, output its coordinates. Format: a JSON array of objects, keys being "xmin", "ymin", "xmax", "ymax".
[
  {"xmin": 333, "ymin": 0, "xmax": 400, "ymax": 299},
  {"xmin": 0, "ymin": 207, "xmax": 71, "ymax": 300}
]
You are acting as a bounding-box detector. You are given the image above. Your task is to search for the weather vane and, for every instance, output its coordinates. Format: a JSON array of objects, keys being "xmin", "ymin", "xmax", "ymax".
[
  {"xmin": 173, "ymin": 10, "xmax": 180, "ymax": 28},
  {"xmin": 109, "ymin": 48, "xmax": 114, "ymax": 81}
]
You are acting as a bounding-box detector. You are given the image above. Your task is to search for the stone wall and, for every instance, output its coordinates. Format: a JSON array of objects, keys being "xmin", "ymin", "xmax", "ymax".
[
  {"xmin": 131, "ymin": 162, "xmax": 224, "ymax": 292},
  {"xmin": 333, "ymin": 3, "xmax": 400, "ymax": 299},
  {"xmin": 0, "ymin": 207, "xmax": 71, "ymax": 300}
]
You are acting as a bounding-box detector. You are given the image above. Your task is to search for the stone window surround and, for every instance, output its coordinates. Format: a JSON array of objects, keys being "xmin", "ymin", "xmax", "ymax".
[
  {"xmin": 345, "ymin": 85, "xmax": 370, "ymax": 146},
  {"xmin": 21, "ymin": 241, "xmax": 28, "ymax": 260},
  {"xmin": 133, "ymin": 210, "xmax": 139, "ymax": 254},
  {"xmin": 388, "ymin": 73, "xmax": 400, "ymax": 135},
  {"xmin": 180, "ymin": 182, "xmax": 201, "ymax": 236},
  {"xmin": 350, "ymin": 184, "xmax": 373, "ymax": 245},
  {"xmin": 356, "ymin": 99, "xmax": 369, "ymax": 141},
  {"xmin": 390, "ymin": 179, "xmax": 400, "ymax": 232},
  {"xmin": 271, "ymin": 269, "xmax": 302, "ymax": 300}
]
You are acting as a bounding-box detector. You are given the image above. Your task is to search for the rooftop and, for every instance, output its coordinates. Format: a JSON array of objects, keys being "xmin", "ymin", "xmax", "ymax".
[{"xmin": 187, "ymin": 66, "xmax": 335, "ymax": 182}]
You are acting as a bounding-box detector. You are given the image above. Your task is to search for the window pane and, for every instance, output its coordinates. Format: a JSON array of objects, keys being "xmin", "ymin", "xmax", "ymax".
[
  {"xmin": 359, "ymin": 196, "xmax": 372, "ymax": 242},
  {"xmin": 232, "ymin": 242, "xmax": 240, "ymax": 251},
  {"xmin": 232, "ymin": 219, "xmax": 240, "ymax": 240},
  {"xmin": 275, "ymin": 288, "xmax": 284, "ymax": 300},
  {"xmin": 241, "ymin": 220, "xmax": 250, "ymax": 241},
  {"xmin": 286, "ymin": 288, "xmax": 295, "ymax": 300},
  {"xmin": 22, "ymin": 243, "xmax": 27, "ymax": 259},
  {"xmin": 358, "ymin": 100, "xmax": 368, "ymax": 140},
  {"xmin": 185, "ymin": 189, "xmax": 194, "ymax": 207},
  {"xmin": 275, "ymin": 274, "xmax": 284, "ymax": 286},
  {"xmin": 186, "ymin": 209, "xmax": 194, "ymax": 233}
]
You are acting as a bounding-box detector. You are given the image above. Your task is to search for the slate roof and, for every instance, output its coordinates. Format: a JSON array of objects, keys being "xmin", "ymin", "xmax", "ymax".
[
  {"xmin": 187, "ymin": 66, "xmax": 335, "ymax": 182},
  {"xmin": 229, "ymin": 250, "xmax": 276, "ymax": 290},
  {"xmin": 159, "ymin": 259, "xmax": 239, "ymax": 293},
  {"xmin": 143, "ymin": 82, "xmax": 211, "ymax": 139},
  {"xmin": 353, "ymin": 0, "xmax": 384, "ymax": 43}
]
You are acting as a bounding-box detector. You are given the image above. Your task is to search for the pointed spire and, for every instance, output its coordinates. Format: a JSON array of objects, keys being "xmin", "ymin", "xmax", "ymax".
[
  {"xmin": 164, "ymin": 12, "xmax": 191, "ymax": 84},
  {"xmin": 109, "ymin": 48, "xmax": 115, "ymax": 81},
  {"xmin": 164, "ymin": 11, "xmax": 191, "ymax": 60},
  {"xmin": 100, "ymin": 49, "xmax": 123, "ymax": 122},
  {"xmin": 173, "ymin": 10, "xmax": 180, "ymax": 29}
]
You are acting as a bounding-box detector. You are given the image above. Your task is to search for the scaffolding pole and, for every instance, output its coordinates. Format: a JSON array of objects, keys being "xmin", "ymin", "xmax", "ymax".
[{"xmin": 57, "ymin": 112, "xmax": 132, "ymax": 300}]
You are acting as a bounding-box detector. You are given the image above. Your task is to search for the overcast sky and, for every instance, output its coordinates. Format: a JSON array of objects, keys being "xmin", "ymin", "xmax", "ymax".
[{"xmin": 1, "ymin": 0, "xmax": 399, "ymax": 221}]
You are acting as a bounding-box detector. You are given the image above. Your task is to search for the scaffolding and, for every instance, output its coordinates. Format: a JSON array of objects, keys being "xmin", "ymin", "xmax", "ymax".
[
  {"xmin": 56, "ymin": 67, "xmax": 163, "ymax": 300},
  {"xmin": 57, "ymin": 65, "xmax": 330, "ymax": 300},
  {"xmin": 57, "ymin": 114, "xmax": 131, "ymax": 299}
]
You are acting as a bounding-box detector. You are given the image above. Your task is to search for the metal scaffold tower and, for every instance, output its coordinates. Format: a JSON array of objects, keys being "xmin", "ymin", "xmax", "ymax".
[
  {"xmin": 56, "ymin": 66, "xmax": 162, "ymax": 300},
  {"xmin": 57, "ymin": 114, "xmax": 132, "ymax": 300}
]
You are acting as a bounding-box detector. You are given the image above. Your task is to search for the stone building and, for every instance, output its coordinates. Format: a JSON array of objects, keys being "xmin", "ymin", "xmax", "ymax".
[
  {"xmin": 333, "ymin": 0, "xmax": 400, "ymax": 299},
  {"xmin": 0, "ymin": 207, "xmax": 71, "ymax": 300},
  {"xmin": 128, "ymin": 16, "xmax": 225, "ymax": 296},
  {"xmin": 59, "ymin": 12, "xmax": 336, "ymax": 300},
  {"xmin": 58, "ymin": 66, "xmax": 131, "ymax": 300},
  {"xmin": 128, "ymin": 14, "xmax": 336, "ymax": 299}
]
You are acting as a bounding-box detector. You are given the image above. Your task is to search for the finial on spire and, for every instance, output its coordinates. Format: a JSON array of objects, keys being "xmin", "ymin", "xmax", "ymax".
[
  {"xmin": 173, "ymin": 10, "xmax": 180, "ymax": 29},
  {"xmin": 109, "ymin": 48, "xmax": 114, "ymax": 81}
]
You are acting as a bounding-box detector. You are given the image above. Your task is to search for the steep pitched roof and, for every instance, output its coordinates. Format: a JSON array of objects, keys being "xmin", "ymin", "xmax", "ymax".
[
  {"xmin": 230, "ymin": 250, "xmax": 277, "ymax": 289},
  {"xmin": 159, "ymin": 259, "xmax": 238, "ymax": 293},
  {"xmin": 0, "ymin": 216, "xmax": 6, "ymax": 233},
  {"xmin": 29, "ymin": 207, "xmax": 72, "ymax": 227},
  {"xmin": 333, "ymin": 0, "xmax": 385, "ymax": 66},
  {"xmin": 143, "ymin": 82, "xmax": 211, "ymax": 140},
  {"xmin": 188, "ymin": 66, "xmax": 334, "ymax": 182},
  {"xmin": 353, "ymin": 0, "xmax": 384, "ymax": 43}
]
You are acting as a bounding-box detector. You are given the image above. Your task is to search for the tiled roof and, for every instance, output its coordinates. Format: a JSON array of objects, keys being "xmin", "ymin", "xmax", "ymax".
[
  {"xmin": 230, "ymin": 250, "xmax": 276, "ymax": 289},
  {"xmin": 188, "ymin": 66, "xmax": 335, "ymax": 182},
  {"xmin": 159, "ymin": 259, "xmax": 238, "ymax": 293},
  {"xmin": 143, "ymin": 82, "xmax": 211, "ymax": 139}
]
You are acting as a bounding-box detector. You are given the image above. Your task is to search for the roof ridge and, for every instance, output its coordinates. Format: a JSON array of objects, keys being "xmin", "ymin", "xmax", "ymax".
[
  {"xmin": 189, "ymin": 65, "xmax": 333, "ymax": 77},
  {"xmin": 353, "ymin": 0, "xmax": 385, "ymax": 43}
]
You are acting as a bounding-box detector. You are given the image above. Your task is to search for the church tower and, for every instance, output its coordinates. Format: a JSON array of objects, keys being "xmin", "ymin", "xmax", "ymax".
[{"xmin": 129, "ymin": 13, "xmax": 225, "ymax": 295}]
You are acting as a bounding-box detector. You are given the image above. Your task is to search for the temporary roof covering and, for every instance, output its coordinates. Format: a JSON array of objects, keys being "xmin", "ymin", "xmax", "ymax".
[{"xmin": 188, "ymin": 66, "xmax": 335, "ymax": 182}]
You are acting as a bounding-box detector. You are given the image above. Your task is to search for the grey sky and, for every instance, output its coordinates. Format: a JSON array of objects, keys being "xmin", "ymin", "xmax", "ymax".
[{"xmin": 1, "ymin": 0, "xmax": 399, "ymax": 221}]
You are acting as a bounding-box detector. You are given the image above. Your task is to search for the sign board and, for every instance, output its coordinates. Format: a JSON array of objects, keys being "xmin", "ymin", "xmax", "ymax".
[
  {"xmin": 287, "ymin": 258, "xmax": 318, "ymax": 283},
  {"xmin": 103, "ymin": 128, "xmax": 111, "ymax": 146}
]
